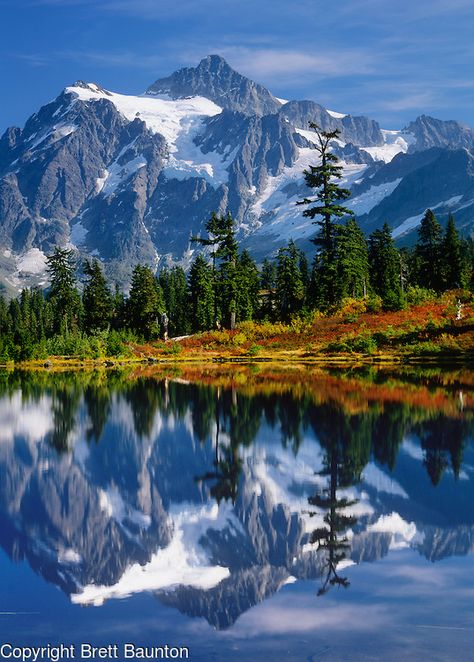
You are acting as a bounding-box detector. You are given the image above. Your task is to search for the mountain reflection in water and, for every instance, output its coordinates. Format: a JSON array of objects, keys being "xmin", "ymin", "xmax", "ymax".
[{"xmin": 0, "ymin": 365, "xmax": 473, "ymax": 633}]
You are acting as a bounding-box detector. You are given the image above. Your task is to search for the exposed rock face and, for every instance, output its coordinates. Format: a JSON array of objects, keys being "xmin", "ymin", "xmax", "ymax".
[
  {"xmin": 147, "ymin": 54, "xmax": 281, "ymax": 117},
  {"xmin": 279, "ymin": 100, "xmax": 384, "ymax": 146},
  {"xmin": 406, "ymin": 115, "xmax": 474, "ymax": 152}
]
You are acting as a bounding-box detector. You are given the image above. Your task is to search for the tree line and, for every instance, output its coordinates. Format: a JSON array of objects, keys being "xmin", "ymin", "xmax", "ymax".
[{"xmin": 0, "ymin": 125, "xmax": 473, "ymax": 361}]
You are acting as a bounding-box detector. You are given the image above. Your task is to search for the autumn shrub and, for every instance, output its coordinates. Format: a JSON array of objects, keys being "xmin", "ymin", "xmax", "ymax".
[
  {"xmin": 232, "ymin": 332, "xmax": 247, "ymax": 346},
  {"xmin": 406, "ymin": 286, "xmax": 437, "ymax": 306},
  {"xmin": 366, "ymin": 294, "xmax": 383, "ymax": 313},
  {"xmin": 339, "ymin": 297, "xmax": 368, "ymax": 322}
]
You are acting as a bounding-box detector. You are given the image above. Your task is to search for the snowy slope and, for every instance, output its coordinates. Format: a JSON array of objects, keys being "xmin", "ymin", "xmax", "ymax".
[{"xmin": 66, "ymin": 83, "xmax": 233, "ymax": 186}]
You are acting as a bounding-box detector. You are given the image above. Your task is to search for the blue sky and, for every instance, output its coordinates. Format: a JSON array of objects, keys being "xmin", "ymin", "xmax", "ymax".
[{"xmin": 1, "ymin": 0, "xmax": 474, "ymax": 133}]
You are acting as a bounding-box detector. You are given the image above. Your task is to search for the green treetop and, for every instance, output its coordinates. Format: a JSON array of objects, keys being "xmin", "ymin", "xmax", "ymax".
[
  {"xmin": 297, "ymin": 123, "xmax": 353, "ymax": 308},
  {"xmin": 82, "ymin": 259, "xmax": 113, "ymax": 333},
  {"xmin": 127, "ymin": 264, "xmax": 164, "ymax": 339},
  {"xmin": 415, "ymin": 209, "xmax": 443, "ymax": 291},
  {"xmin": 442, "ymin": 214, "xmax": 465, "ymax": 290},
  {"xmin": 46, "ymin": 247, "xmax": 81, "ymax": 334}
]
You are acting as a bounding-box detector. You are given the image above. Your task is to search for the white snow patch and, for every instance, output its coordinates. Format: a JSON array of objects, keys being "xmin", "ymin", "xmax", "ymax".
[
  {"xmin": 95, "ymin": 171, "xmax": 108, "ymax": 194},
  {"xmin": 58, "ymin": 549, "xmax": 82, "ymax": 565},
  {"xmin": 29, "ymin": 124, "xmax": 77, "ymax": 151},
  {"xmin": 350, "ymin": 179, "xmax": 401, "ymax": 216},
  {"xmin": 282, "ymin": 575, "xmax": 298, "ymax": 585},
  {"xmin": 275, "ymin": 97, "xmax": 289, "ymax": 105},
  {"xmin": 71, "ymin": 501, "xmax": 235, "ymax": 606},
  {"xmin": 337, "ymin": 558, "xmax": 356, "ymax": 570},
  {"xmin": 101, "ymin": 155, "xmax": 147, "ymax": 196},
  {"xmin": 360, "ymin": 130, "xmax": 415, "ymax": 164},
  {"xmin": 17, "ymin": 248, "xmax": 48, "ymax": 275},
  {"xmin": 326, "ymin": 109, "xmax": 347, "ymax": 119}
]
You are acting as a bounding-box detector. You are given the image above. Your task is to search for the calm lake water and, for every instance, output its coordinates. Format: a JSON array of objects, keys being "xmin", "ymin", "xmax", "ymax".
[{"xmin": 0, "ymin": 365, "xmax": 473, "ymax": 661}]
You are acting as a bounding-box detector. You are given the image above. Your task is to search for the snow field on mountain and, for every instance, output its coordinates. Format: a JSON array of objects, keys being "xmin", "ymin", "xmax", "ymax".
[
  {"xmin": 67, "ymin": 84, "xmax": 234, "ymax": 187},
  {"xmin": 350, "ymin": 178, "xmax": 402, "ymax": 216},
  {"xmin": 362, "ymin": 129, "xmax": 415, "ymax": 163}
]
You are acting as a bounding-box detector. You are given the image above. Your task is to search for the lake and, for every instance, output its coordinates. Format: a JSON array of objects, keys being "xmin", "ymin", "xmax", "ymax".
[{"xmin": 0, "ymin": 364, "xmax": 473, "ymax": 661}]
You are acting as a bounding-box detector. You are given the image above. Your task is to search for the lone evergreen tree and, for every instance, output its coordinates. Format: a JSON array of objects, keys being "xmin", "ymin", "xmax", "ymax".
[{"xmin": 297, "ymin": 123, "xmax": 352, "ymax": 308}]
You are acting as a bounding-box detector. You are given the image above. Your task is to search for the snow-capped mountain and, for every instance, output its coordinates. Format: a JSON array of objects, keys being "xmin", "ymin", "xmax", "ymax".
[{"xmin": 1, "ymin": 54, "xmax": 474, "ymax": 290}]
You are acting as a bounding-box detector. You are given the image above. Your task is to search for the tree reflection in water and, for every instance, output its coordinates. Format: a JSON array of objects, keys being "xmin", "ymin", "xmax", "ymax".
[{"xmin": 307, "ymin": 444, "xmax": 359, "ymax": 595}]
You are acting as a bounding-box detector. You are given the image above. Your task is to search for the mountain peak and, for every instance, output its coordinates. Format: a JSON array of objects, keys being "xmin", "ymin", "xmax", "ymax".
[
  {"xmin": 198, "ymin": 54, "xmax": 229, "ymax": 68},
  {"xmin": 146, "ymin": 54, "xmax": 281, "ymax": 116}
]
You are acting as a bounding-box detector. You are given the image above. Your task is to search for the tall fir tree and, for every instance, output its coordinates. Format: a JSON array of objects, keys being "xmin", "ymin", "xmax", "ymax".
[
  {"xmin": 235, "ymin": 250, "xmax": 260, "ymax": 321},
  {"xmin": 46, "ymin": 247, "xmax": 81, "ymax": 334},
  {"xmin": 297, "ymin": 123, "xmax": 352, "ymax": 309},
  {"xmin": 336, "ymin": 217, "xmax": 369, "ymax": 300},
  {"xmin": 127, "ymin": 265, "xmax": 164, "ymax": 339},
  {"xmin": 275, "ymin": 240, "xmax": 305, "ymax": 321},
  {"xmin": 159, "ymin": 266, "xmax": 191, "ymax": 336},
  {"xmin": 415, "ymin": 209, "xmax": 443, "ymax": 291},
  {"xmin": 193, "ymin": 212, "xmax": 239, "ymax": 329},
  {"xmin": 368, "ymin": 223, "xmax": 404, "ymax": 310},
  {"xmin": 82, "ymin": 259, "xmax": 113, "ymax": 333},
  {"xmin": 189, "ymin": 255, "xmax": 215, "ymax": 332},
  {"xmin": 442, "ymin": 214, "xmax": 465, "ymax": 290},
  {"xmin": 259, "ymin": 258, "xmax": 277, "ymax": 320}
]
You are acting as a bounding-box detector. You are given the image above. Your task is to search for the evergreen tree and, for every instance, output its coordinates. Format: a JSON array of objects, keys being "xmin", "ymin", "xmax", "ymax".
[
  {"xmin": 111, "ymin": 283, "xmax": 127, "ymax": 330},
  {"xmin": 275, "ymin": 240, "xmax": 305, "ymax": 321},
  {"xmin": 46, "ymin": 247, "xmax": 81, "ymax": 334},
  {"xmin": 189, "ymin": 255, "xmax": 215, "ymax": 332},
  {"xmin": 336, "ymin": 217, "xmax": 369, "ymax": 299},
  {"xmin": 193, "ymin": 212, "xmax": 239, "ymax": 329},
  {"xmin": 236, "ymin": 250, "xmax": 260, "ymax": 321},
  {"xmin": 259, "ymin": 258, "xmax": 277, "ymax": 319},
  {"xmin": 368, "ymin": 223, "xmax": 404, "ymax": 310},
  {"xmin": 442, "ymin": 214, "xmax": 465, "ymax": 290},
  {"xmin": 297, "ymin": 124, "xmax": 352, "ymax": 308},
  {"xmin": 127, "ymin": 265, "xmax": 164, "ymax": 339},
  {"xmin": 82, "ymin": 259, "xmax": 113, "ymax": 333},
  {"xmin": 159, "ymin": 266, "xmax": 191, "ymax": 336},
  {"xmin": 415, "ymin": 209, "xmax": 443, "ymax": 291}
]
